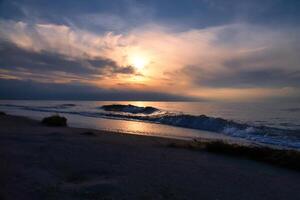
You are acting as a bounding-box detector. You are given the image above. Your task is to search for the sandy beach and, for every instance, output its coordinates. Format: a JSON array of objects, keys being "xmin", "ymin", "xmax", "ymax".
[{"xmin": 0, "ymin": 114, "xmax": 300, "ymax": 200}]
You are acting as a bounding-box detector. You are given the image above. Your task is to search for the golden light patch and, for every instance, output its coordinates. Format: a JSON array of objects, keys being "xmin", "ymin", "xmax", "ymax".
[{"xmin": 129, "ymin": 54, "xmax": 149, "ymax": 71}]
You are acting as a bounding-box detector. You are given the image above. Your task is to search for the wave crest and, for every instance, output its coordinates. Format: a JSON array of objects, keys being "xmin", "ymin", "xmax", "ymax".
[
  {"xmin": 100, "ymin": 104, "xmax": 159, "ymax": 114},
  {"xmin": 1, "ymin": 103, "xmax": 300, "ymax": 148}
]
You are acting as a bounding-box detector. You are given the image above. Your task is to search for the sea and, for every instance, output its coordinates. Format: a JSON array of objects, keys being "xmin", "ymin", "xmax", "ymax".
[{"xmin": 0, "ymin": 100, "xmax": 300, "ymax": 149}]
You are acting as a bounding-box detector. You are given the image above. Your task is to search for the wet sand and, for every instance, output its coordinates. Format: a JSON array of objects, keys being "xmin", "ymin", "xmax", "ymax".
[{"xmin": 0, "ymin": 114, "xmax": 299, "ymax": 200}]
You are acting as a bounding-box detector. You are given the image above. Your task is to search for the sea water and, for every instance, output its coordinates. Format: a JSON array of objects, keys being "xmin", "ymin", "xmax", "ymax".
[{"xmin": 0, "ymin": 100, "xmax": 299, "ymax": 149}]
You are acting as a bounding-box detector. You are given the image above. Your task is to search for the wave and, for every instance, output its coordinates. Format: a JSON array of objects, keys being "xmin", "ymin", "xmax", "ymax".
[
  {"xmin": 1, "ymin": 103, "xmax": 300, "ymax": 148},
  {"xmin": 100, "ymin": 104, "xmax": 159, "ymax": 114}
]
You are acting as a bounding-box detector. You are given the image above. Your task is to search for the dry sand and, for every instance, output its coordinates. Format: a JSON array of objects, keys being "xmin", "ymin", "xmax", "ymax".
[{"xmin": 0, "ymin": 114, "xmax": 299, "ymax": 200}]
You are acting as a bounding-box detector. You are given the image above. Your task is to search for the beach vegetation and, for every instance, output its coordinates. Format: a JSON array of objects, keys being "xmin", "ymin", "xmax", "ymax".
[
  {"xmin": 168, "ymin": 140, "xmax": 300, "ymax": 171},
  {"xmin": 41, "ymin": 115, "xmax": 67, "ymax": 127}
]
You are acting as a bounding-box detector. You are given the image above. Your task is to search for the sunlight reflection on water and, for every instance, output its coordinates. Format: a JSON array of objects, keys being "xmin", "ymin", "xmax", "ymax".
[
  {"xmin": 0, "ymin": 104, "xmax": 234, "ymax": 141},
  {"xmin": 1, "ymin": 100, "xmax": 299, "ymax": 147}
]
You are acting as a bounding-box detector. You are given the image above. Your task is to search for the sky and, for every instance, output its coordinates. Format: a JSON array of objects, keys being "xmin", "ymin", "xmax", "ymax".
[{"xmin": 0, "ymin": 0, "xmax": 299, "ymax": 101}]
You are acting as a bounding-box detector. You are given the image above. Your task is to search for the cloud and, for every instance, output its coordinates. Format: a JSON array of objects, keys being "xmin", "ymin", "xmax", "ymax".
[
  {"xmin": 0, "ymin": 38, "xmax": 136, "ymax": 84},
  {"xmin": 78, "ymin": 13, "xmax": 127, "ymax": 31},
  {"xmin": 0, "ymin": 18, "xmax": 300, "ymax": 101},
  {"xmin": 158, "ymin": 23, "xmax": 300, "ymax": 92},
  {"xmin": 0, "ymin": 19, "xmax": 135, "ymax": 61},
  {"xmin": 0, "ymin": 78, "xmax": 198, "ymax": 101},
  {"xmin": 180, "ymin": 65, "xmax": 300, "ymax": 88}
]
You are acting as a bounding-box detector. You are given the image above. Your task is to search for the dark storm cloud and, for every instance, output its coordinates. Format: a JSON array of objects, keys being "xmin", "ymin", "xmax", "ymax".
[
  {"xmin": 0, "ymin": 40, "xmax": 135, "ymax": 76},
  {"xmin": 0, "ymin": 78, "xmax": 198, "ymax": 101}
]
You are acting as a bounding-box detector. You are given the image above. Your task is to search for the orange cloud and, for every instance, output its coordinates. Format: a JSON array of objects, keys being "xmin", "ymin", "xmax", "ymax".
[{"xmin": 1, "ymin": 20, "xmax": 299, "ymax": 101}]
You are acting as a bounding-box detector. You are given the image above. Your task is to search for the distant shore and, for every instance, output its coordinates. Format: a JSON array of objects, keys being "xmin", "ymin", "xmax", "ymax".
[{"xmin": 1, "ymin": 113, "xmax": 300, "ymax": 200}]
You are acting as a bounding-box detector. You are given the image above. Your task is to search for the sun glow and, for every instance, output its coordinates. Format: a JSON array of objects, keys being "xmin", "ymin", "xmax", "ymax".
[{"xmin": 130, "ymin": 55, "xmax": 149, "ymax": 71}]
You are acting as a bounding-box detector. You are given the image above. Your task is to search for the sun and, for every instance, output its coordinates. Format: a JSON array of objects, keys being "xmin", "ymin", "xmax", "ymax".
[{"xmin": 130, "ymin": 55, "xmax": 148, "ymax": 71}]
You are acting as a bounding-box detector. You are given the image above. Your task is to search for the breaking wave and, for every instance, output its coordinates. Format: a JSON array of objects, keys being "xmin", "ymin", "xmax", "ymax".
[
  {"xmin": 100, "ymin": 104, "xmax": 159, "ymax": 114},
  {"xmin": 1, "ymin": 103, "xmax": 300, "ymax": 148}
]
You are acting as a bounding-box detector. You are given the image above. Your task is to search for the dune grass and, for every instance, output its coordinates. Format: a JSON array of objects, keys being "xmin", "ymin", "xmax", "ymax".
[{"xmin": 168, "ymin": 140, "xmax": 300, "ymax": 171}]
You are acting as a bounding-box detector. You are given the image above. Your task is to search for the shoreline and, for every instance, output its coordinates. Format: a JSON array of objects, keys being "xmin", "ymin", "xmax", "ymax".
[
  {"xmin": 0, "ymin": 113, "xmax": 190, "ymax": 145},
  {"xmin": 1, "ymin": 113, "xmax": 300, "ymax": 199},
  {"xmin": 1, "ymin": 101, "xmax": 299, "ymax": 150},
  {"xmin": 2, "ymin": 113, "xmax": 300, "ymax": 169}
]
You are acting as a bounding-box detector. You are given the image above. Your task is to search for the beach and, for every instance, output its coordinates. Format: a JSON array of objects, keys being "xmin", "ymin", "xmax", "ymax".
[
  {"xmin": 1, "ymin": 0, "xmax": 299, "ymax": 199},
  {"xmin": 0, "ymin": 113, "xmax": 300, "ymax": 200}
]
